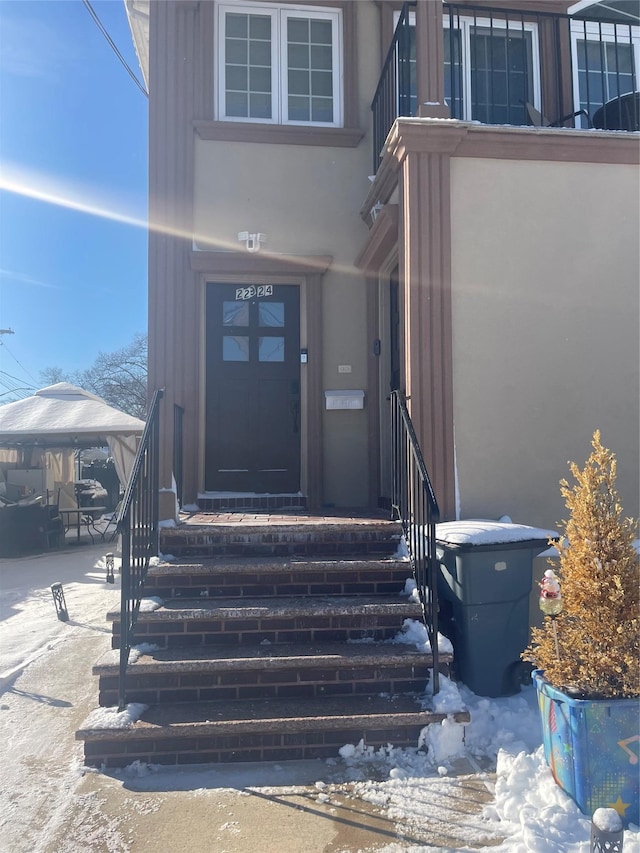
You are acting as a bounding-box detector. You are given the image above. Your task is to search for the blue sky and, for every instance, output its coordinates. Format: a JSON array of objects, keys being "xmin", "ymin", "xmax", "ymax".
[{"xmin": 0, "ymin": 0, "xmax": 148, "ymax": 401}]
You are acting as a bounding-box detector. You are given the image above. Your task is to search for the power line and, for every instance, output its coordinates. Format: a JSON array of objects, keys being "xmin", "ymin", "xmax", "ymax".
[
  {"xmin": 0, "ymin": 340, "xmax": 40, "ymax": 384},
  {"xmin": 82, "ymin": 0, "xmax": 148, "ymax": 99}
]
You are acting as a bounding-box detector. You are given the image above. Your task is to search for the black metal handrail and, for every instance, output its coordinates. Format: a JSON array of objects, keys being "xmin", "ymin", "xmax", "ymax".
[
  {"xmin": 390, "ymin": 390, "xmax": 442, "ymax": 695},
  {"xmin": 371, "ymin": 2, "xmax": 415, "ymax": 173},
  {"xmin": 116, "ymin": 388, "xmax": 163, "ymax": 711},
  {"xmin": 372, "ymin": 1, "xmax": 638, "ymax": 171},
  {"xmin": 173, "ymin": 403, "xmax": 184, "ymax": 510}
]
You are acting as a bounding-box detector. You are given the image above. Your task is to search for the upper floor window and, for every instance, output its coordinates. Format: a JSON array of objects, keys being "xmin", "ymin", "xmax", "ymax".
[
  {"xmin": 217, "ymin": 2, "xmax": 343, "ymax": 126},
  {"xmin": 394, "ymin": 11, "xmax": 540, "ymax": 127},
  {"xmin": 571, "ymin": 21, "xmax": 639, "ymax": 127},
  {"xmin": 444, "ymin": 17, "xmax": 540, "ymax": 126}
]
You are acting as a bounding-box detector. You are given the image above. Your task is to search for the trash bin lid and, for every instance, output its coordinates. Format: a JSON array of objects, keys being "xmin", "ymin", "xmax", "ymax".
[{"xmin": 435, "ymin": 520, "xmax": 556, "ymax": 553}]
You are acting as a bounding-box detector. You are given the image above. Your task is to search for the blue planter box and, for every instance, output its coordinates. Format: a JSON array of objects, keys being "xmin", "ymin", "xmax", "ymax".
[{"xmin": 533, "ymin": 671, "xmax": 639, "ymax": 827}]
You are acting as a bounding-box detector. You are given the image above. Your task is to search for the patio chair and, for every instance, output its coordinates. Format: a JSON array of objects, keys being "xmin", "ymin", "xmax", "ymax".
[{"xmin": 525, "ymin": 102, "xmax": 592, "ymax": 129}]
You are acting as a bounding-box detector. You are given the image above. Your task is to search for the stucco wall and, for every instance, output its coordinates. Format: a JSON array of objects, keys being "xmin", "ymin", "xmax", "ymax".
[
  {"xmin": 191, "ymin": 0, "xmax": 381, "ymax": 507},
  {"xmin": 450, "ymin": 157, "xmax": 640, "ymax": 529}
]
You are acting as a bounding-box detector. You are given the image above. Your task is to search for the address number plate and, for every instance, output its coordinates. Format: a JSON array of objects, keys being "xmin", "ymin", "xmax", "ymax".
[{"xmin": 236, "ymin": 285, "xmax": 273, "ymax": 300}]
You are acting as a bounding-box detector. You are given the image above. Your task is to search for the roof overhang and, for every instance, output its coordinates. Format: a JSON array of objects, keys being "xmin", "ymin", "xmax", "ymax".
[
  {"xmin": 124, "ymin": 0, "xmax": 150, "ymax": 91},
  {"xmin": 568, "ymin": 0, "xmax": 640, "ymax": 23}
]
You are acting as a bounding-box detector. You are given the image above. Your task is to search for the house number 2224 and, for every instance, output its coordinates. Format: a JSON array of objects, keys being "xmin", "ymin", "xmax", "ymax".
[{"xmin": 235, "ymin": 285, "xmax": 273, "ymax": 300}]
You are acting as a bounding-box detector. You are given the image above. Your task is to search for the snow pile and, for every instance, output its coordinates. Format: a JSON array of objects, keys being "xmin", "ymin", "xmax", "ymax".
[
  {"xmin": 80, "ymin": 703, "xmax": 148, "ymax": 730},
  {"xmin": 418, "ymin": 715, "xmax": 466, "ymax": 765},
  {"xmin": 400, "ymin": 577, "xmax": 420, "ymax": 602},
  {"xmin": 138, "ymin": 596, "xmax": 163, "ymax": 612},
  {"xmin": 128, "ymin": 642, "xmax": 160, "ymax": 663},
  {"xmin": 393, "ymin": 536, "xmax": 410, "ymax": 559},
  {"xmin": 391, "ymin": 617, "xmax": 454, "ymax": 656},
  {"xmin": 436, "ymin": 519, "xmax": 556, "ymax": 547},
  {"xmin": 481, "ymin": 746, "xmax": 594, "ymax": 852},
  {"xmin": 333, "ymin": 682, "xmax": 640, "ymax": 852},
  {"xmin": 423, "ymin": 670, "xmax": 465, "ymax": 714},
  {"xmin": 462, "ymin": 685, "xmax": 542, "ymax": 761}
]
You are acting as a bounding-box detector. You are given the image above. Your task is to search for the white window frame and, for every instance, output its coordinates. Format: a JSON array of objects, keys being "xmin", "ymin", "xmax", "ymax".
[
  {"xmin": 570, "ymin": 20, "xmax": 640, "ymax": 125},
  {"xmin": 394, "ymin": 11, "xmax": 541, "ymax": 121},
  {"xmin": 443, "ymin": 15, "xmax": 541, "ymax": 122},
  {"xmin": 216, "ymin": 1, "xmax": 343, "ymax": 127}
]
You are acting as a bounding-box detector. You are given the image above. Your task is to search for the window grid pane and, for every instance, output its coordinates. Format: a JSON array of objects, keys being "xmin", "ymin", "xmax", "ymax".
[
  {"xmin": 225, "ymin": 13, "xmax": 272, "ymax": 119},
  {"xmin": 223, "ymin": 301, "xmax": 250, "ymax": 326},
  {"xmin": 470, "ymin": 28, "xmax": 532, "ymax": 125},
  {"xmin": 576, "ymin": 38, "xmax": 635, "ymax": 114},
  {"xmin": 259, "ymin": 302, "xmax": 285, "ymax": 327},
  {"xmin": 259, "ymin": 337, "xmax": 285, "ymax": 361},
  {"xmin": 287, "ymin": 15, "xmax": 334, "ymax": 123},
  {"xmin": 223, "ymin": 336, "xmax": 250, "ymax": 361}
]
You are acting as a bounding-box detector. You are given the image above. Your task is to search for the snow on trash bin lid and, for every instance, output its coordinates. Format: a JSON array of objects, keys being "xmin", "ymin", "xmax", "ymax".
[{"xmin": 435, "ymin": 520, "xmax": 556, "ymax": 548}]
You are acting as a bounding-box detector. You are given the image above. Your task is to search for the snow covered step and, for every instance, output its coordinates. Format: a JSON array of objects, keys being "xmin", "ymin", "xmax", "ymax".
[
  {"xmin": 93, "ymin": 642, "xmax": 451, "ymax": 707},
  {"xmin": 159, "ymin": 514, "xmax": 403, "ymax": 559},
  {"xmin": 77, "ymin": 695, "xmax": 471, "ymax": 768},
  {"xmin": 108, "ymin": 595, "xmax": 423, "ymax": 650},
  {"xmin": 143, "ymin": 555, "xmax": 412, "ymax": 600}
]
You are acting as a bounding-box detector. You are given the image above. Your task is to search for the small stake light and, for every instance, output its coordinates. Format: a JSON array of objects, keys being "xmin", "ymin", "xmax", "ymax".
[
  {"xmin": 51, "ymin": 582, "xmax": 69, "ymax": 622},
  {"xmin": 106, "ymin": 552, "xmax": 115, "ymax": 584},
  {"xmin": 539, "ymin": 569, "xmax": 562, "ymax": 659},
  {"xmin": 591, "ymin": 808, "xmax": 623, "ymax": 853}
]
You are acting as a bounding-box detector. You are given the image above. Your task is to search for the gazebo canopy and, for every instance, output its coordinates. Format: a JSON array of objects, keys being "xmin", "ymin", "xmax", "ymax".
[
  {"xmin": 0, "ymin": 384, "xmax": 146, "ymax": 487},
  {"xmin": 0, "ymin": 383, "xmax": 145, "ymax": 449}
]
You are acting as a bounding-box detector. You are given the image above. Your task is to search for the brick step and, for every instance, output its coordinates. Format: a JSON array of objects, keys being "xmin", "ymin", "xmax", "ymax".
[
  {"xmin": 197, "ymin": 495, "xmax": 307, "ymax": 512},
  {"xmin": 144, "ymin": 555, "xmax": 412, "ymax": 599},
  {"xmin": 93, "ymin": 642, "xmax": 449, "ymax": 707},
  {"xmin": 159, "ymin": 514, "xmax": 402, "ymax": 559},
  {"xmin": 77, "ymin": 695, "xmax": 471, "ymax": 768},
  {"xmin": 109, "ymin": 595, "xmax": 423, "ymax": 649}
]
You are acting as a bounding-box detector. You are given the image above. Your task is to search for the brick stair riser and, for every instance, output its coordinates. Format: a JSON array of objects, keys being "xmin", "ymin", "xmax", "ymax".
[
  {"xmin": 197, "ymin": 497, "xmax": 307, "ymax": 512},
  {"xmin": 144, "ymin": 569, "xmax": 411, "ymax": 600},
  {"xmin": 96, "ymin": 662, "xmax": 430, "ymax": 707},
  {"xmin": 159, "ymin": 541, "xmax": 400, "ymax": 559},
  {"xmin": 82, "ymin": 723, "xmax": 426, "ymax": 768},
  {"xmin": 111, "ymin": 615, "xmax": 413, "ymax": 650}
]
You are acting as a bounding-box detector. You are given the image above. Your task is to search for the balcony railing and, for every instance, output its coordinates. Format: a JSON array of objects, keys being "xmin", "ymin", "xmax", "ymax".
[{"xmin": 372, "ymin": 2, "xmax": 639, "ymax": 171}]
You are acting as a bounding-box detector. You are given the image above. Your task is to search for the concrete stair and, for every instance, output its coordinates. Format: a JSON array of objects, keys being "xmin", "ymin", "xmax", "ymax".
[{"xmin": 77, "ymin": 511, "xmax": 469, "ymax": 767}]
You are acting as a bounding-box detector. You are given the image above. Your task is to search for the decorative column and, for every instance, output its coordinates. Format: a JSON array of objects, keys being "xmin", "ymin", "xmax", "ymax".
[
  {"xmin": 397, "ymin": 122, "xmax": 466, "ymax": 519},
  {"xmin": 415, "ymin": 0, "xmax": 450, "ymax": 119}
]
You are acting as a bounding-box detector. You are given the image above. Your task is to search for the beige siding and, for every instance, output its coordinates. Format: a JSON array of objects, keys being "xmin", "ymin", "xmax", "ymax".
[{"xmin": 450, "ymin": 157, "xmax": 640, "ymax": 527}]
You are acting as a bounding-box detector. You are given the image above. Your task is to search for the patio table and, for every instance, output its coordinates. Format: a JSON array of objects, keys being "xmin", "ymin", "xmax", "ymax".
[{"xmin": 60, "ymin": 507, "xmax": 107, "ymax": 544}]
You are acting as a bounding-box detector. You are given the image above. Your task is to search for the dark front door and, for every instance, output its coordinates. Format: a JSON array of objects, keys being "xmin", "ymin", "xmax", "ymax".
[{"xmin": 205, "ymin": 283, "xmax": 301, "ymax": 493}]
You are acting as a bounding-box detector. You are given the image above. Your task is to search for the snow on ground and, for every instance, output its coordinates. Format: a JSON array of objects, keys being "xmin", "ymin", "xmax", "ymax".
[{"xmin": 1, "ymin": 543, "xmax": 639, "ymax": 852}]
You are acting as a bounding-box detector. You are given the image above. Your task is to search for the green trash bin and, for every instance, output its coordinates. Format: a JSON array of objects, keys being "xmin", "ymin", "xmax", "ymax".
[{"xmin": 436, "ymin": 521, "xmax": 554, "ymax": 697}]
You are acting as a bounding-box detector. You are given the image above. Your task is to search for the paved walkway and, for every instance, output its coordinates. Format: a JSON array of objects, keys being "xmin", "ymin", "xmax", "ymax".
[{"xmin": 0, "ymin": 544, "xmax": 503, "ymax": 853}]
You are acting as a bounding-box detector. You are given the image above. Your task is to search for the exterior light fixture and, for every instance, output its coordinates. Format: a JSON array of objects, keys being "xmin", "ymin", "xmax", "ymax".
[
  {"xmin": 106, "ymin": 552, "xmax": 115, "ymax": 584},
  {"xmin": 238, "ymin": 231, "xmax": 266, "ymax": 253},
  {"xmin": 51, "ymin": 582, "xmax": 69, "ymax": 622}
]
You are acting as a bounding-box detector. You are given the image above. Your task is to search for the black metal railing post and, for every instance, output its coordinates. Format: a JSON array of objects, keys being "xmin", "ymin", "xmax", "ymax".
[
  {"xmin": 173, "ymin": 404, "xmax": 184, "ymax": 510},
  {"xmin": 390, "ymin": 390, "xmax": 441, "ymax": 695},
  {"xmin": 117, "ymin": 388, "xmax": 164, "ymax": 712},
  {"xmin": 371, "ymin": 2, "xmax": 417, "ymax": 173}
]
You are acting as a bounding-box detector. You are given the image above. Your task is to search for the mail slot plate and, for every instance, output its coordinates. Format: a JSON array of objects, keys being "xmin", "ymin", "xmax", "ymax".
[{"xmin": 324, "ymin": 390, "xmax": 365, "ymax": 410}]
